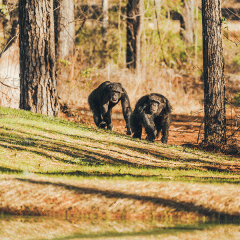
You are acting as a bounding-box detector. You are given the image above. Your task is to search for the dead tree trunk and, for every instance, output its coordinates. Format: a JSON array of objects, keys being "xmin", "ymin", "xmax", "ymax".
[
  {"xmin": 19, "ymin": 0, "xmax": 59, "ymax": 116},
  {"xmin": 202, "ymin": 0, "xmax": 226, "ymax": 143}
]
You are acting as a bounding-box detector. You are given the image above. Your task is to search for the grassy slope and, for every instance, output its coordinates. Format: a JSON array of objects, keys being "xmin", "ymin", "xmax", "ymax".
[
  {"xmin": 0, "ymin": 106, "xmax": 239, "ymax": 181},
  {"xmin": 0, "ymin": 106, "xmax": 240, "ymax": 239}
]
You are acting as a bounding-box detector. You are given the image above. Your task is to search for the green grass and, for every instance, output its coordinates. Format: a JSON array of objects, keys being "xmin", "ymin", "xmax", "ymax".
[
  {"xmin": 0, "ymin": 106, "xmax": 239, "ymax": 183},
  {"xmin": 1, "ymin": 106, "xmax": 240, "ymax": 239}
]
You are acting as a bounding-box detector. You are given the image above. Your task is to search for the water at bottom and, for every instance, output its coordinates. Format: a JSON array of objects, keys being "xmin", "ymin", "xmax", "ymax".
[{"xmin": 1, "ymin": 215, "xmax": 240, "ymax": 240}]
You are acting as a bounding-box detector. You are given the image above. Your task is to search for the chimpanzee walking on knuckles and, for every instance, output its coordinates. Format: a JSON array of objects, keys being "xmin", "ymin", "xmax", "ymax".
[
  {"xmin": 88, "ymin": 81, "xmax": 132, "ymax": 135},
  {"xmin": 130, "ymin": 93, "xmax": 172, "ymax": 144}
]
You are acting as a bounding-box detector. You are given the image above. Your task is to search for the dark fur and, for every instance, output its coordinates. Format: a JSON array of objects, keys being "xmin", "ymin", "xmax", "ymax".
[
  {"xmin": 130, "ymin": 93, "xmax": 172, "ymax": 143},
  {"xmin": 88, "ymin": 81, "xmax": 132, "ymax": 135}
]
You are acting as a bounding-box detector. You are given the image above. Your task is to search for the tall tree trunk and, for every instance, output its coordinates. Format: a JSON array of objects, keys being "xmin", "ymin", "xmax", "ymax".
[
  {"xmin": 202, "ymin": 0, "xmax": 226, "ymax": 143},
  {"xmin": 101, "ymin": 0, "xmax": 109, "ymax": 67},
  {"xmin": 54, "ymin": 0, "xmax": 75, "ymax": 60},
  {"xmin": 19, "ymin": 0, "xmax": 59, "ymax": 116},
  {"xmin": 180, "ymin": 0, "xmax": 195, "ymax": 47},
  {"xmin": 126, "ymin": 0, "xmax": 144, "ymax": 71}
]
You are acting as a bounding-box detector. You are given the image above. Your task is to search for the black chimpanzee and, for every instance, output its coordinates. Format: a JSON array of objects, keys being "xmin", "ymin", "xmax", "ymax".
[
  {"xmin": 88, "ymin": 81, "xmax": 132, "ymax": 135},
  {"xmin": 130, "ymin": 93, "xmax": 172, "ymax": 143}
]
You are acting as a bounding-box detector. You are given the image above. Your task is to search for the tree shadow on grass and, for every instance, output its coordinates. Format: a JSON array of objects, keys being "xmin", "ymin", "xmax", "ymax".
[
  {"xmin": 0, "ymin": 124, "xmax": 240, "ymax": 176},
  {"xmin": 0, "ymin": 166, "xmax": 22, "ymax": 174},
  {"xmin": 44, "ymin": 170, "xmax": 240, "ymax": 184},
  {"xmin": 15, "ymin": 178, "xmax": 240, "ymax": 224},
  {"xmin": 0, "ymin": 131, "xmax": 147, "ymax": 168},
  {"xmin": 51, "ymin": 226, "xmax": 206, "ymax": 240},
  {"xmin": 22, "ymin": 123, "xmax": 240, "ymax": 166},
  {"xmin": 45, "ymin": 170, "xmax": 163, "ymax": 179}
]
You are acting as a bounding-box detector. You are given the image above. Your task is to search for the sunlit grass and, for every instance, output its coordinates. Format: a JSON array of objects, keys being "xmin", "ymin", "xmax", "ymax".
[
  {"xmin": 0, "ymin": 105, "xmax": 240, "ymax": 239},
  {"xmin": 0, "ymin": 106, "xmax": 239, "ymax": 183}
]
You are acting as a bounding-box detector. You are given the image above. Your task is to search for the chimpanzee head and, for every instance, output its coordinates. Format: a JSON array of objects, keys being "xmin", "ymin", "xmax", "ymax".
[
  {"xmin": 148, "ymin": 93, "xmax": 172, "ymax": 115},
  {"xmin": 149, "ymin": 100, "xmax": 159, "ymax": 114},
  {"xmin": 108, "ymin": 83, "xmax": 123, "ymax": 104}
]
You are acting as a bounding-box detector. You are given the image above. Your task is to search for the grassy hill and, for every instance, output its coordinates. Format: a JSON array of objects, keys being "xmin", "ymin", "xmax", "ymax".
[{"xmin": 0, "ymin": 106, "xmax": 240, "ymax": 239}]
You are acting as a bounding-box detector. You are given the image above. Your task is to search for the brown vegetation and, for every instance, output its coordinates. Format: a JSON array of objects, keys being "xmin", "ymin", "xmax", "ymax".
[{"xmin": 1, "ymin": 175, "xmax": 240, "ymax": 222}]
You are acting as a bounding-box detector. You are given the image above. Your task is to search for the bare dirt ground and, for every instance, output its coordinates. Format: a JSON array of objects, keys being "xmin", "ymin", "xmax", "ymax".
[
  {"xmin": 60, "ymin": 109, "xmax": 204, "ymax": 145},
  {"xmin": 61, "ymin": 108, "xmax": 240, "ymax": 155}
]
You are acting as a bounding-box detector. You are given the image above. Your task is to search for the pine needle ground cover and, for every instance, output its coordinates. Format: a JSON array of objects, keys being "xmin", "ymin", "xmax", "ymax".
[{"xmin": 0, "ymin": 106, "xmax": 240, "ymax": 239}]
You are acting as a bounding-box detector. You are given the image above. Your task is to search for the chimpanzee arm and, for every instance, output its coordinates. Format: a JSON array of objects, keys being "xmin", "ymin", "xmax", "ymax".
[
  {"xmin": 120, "ymin": 89, "xmax": 132, "ymax": 135},
  {"xmin": 142, "ymin": 113, "xmax": 157, "ymax": 142},
  {"xmin": 160, "ymin": 114, "xmax": 171, "ymax": 144},
  {"xmin": 100, "ymin": 102, "xmax": 113, "ymax": 130}
]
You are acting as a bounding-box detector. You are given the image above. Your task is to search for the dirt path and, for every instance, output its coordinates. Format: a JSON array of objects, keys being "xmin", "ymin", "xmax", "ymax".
[
  {"xmin": 60, "ymin": 109, "xmax": 204, "ymax": 145},
  {"xmin": 62, "ymin": 107, "xmax": 240, "ymax": 153},
  {"xmin": 60, "ymin": 110, "xmax": 216, "ymax": 146}
]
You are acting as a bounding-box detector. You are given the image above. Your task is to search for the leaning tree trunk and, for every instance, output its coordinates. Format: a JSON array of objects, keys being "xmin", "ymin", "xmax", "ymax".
[
  {"xmin": 19, "ymin": 0, "xmax": 59, "ymax": 116},
  {"xmin": 202, "ymin": 0, "xmax": 226, "ymax": 143},
  {"xmin": 180, "ymin": 0, "xmax": 195, "ymax": 47},
  {"xmin": 126, "ymin": 0, "xmax": 144, "ymax": 71}
]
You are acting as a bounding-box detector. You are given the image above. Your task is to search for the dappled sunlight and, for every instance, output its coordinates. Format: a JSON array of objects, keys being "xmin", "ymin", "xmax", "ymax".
[
  {"xmin": 0, "ymin": 108, "xmax": 240, "ymax": 239},
  {"xmin": 0, "ymin": 108, "xmax": 240, "ymax": 182},
  {"xmin": 1, "ymin": 175, "xmax": 240, "ymax": 227},
  {"xmin": 0, "ymin": 118, "xmax": 239, "ymax": 177}
]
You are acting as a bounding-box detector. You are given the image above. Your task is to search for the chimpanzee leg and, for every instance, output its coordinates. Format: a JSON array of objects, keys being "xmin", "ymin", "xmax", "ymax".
[
  {"xmin": 131, "ymin": 113, "xmax": 142, "ymax": 139},
  {"xmin": 92, "ymin": 107, "xmax": 106, "ymax": 128},
  {"xmin": 143, "ymin": 114, "xmax": 157, "ymax": 142},
  {"xmin": 161, "ymin": 115, "xmax": 171, "ymax": 144},
  {"xmin": 103, "ymin": 109, "xmax": 113, "ymax": 130}
]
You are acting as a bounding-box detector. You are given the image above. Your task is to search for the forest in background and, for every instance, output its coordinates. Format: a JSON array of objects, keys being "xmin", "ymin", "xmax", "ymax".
[
  {"xmin": 1, "ymin": 2, "xmax": 240, "ymax": 238},
  {"xmin": 0, "ymin": 0, "xmax": 240, "ymax": 115}
]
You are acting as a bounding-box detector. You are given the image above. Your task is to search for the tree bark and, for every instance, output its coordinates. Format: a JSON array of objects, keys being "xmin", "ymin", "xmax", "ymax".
[
  {"xmin": 102, "ymin": 0, "xmax": 108, "ymax": 63},
  {"xmin": 19, "ymin": 0, "xmax": 59, "ymax": 116},
  {"xmin": 180, "ymin": 0, "xmax": 195, "ymax": 47},
  {"xmin": 126, "ymin": 0, "xmax": 144, "ymax": 71},
  {"xmin": 202, "ymin": 0, "xmax": 226, "ymax": 143},
  {"xmin": 54, "ymin": 0, "xmax": 75, "ymax": 60}
]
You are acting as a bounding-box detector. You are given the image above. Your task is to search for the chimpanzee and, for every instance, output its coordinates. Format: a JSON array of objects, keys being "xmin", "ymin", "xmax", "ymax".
[
  {"xmin": 88, "ymin": 81, "xmax": 132, "ymax": 135},
  {"xmin": 130, "ymin": 93, "xmax": 172, "ymax": 143}
]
